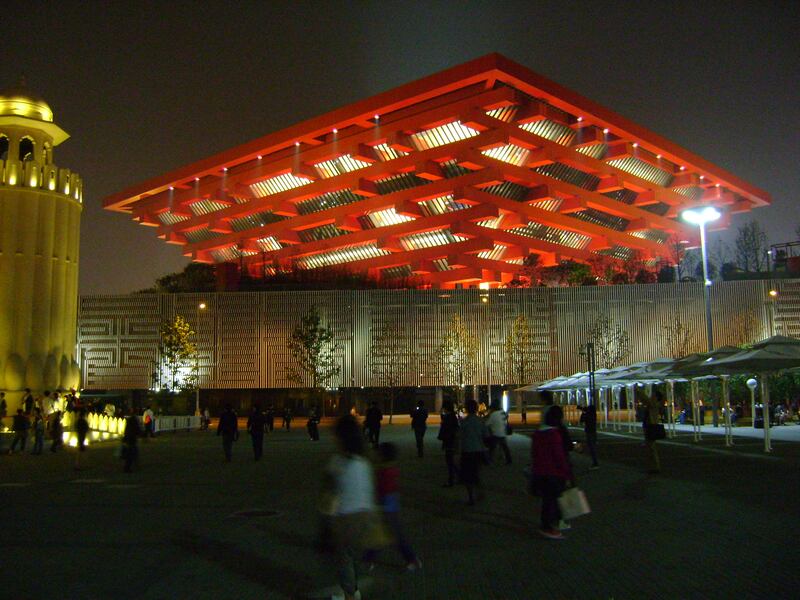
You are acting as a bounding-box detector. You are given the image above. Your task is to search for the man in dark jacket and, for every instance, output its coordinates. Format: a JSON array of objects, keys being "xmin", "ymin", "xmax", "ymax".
[
  {"xmin": 22, "ymin": 389, "xmax": 34, "ymax": 415},
  {"xmin": 217, "ymin": 404, "xmax": 239, "ymax": 462},
  {"xmin": 246, "ymin": 404, "xmax": 266, "ymax": 461},
  {"xmin": 365, "ymin": 402, "xmax": 383, "ymax": 447},
  {"xmin": 10, "ymin": 409, "xmax": 30, "ymax": 453},
  {"xmin": 122, "ymin": 411, "xmax": 142, "ymax": 472},
  {"xmin": 410, "ymin": 400, "xmax": 429, "ymax": 458}
]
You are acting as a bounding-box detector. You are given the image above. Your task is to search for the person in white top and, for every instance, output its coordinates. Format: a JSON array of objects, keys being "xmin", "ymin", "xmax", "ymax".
[
  {"xmin": 320, "ymin": 415, "xmax": 378, "ymax": 600},
  {"xmin": 486, "ymin": 403, "xmax": 513, "ymax": 465}
]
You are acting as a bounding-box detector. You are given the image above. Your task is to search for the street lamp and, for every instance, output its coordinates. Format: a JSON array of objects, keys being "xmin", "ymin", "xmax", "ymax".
[
  {"xmin": 682, "ymin": 206, "xmax": 721, "ymax": 351},
  {"xmin": 746, "ymin": 377, "xmax": 758, "ymax": 430},
  {"xmin": 195, "ymin": 302, "xmax": 207, "ymax": 416}
]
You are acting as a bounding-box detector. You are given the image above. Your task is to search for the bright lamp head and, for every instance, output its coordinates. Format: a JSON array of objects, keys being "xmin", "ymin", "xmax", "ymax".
[{"xmin": 682, "ymin": 206, "xmax": 721, "ymax": 225}]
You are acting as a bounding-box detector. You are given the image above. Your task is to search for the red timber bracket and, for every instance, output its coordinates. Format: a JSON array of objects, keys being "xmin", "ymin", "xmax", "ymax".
[
  {"xmin": 454, "ymin": 185, "xmax": 661, "ymax": 257},
  {"xmin": 467, "ymin": 150, "xmax": 694, "ymax": 239},
  {"xmin": 472, "ymin": 111, "xmax": 690, "ymax": 206},
  {"xmin": 246, "ymin": 201, "xmax": 500, "ymax": 267},
  {"xmin": 186, "ymin": 167, "xmax": 503, "ymax": 257}
]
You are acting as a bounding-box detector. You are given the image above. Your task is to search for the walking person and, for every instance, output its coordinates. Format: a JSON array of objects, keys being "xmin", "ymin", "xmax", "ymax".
[
  {"xmin": 49, "ymin": 411, "xmax": 64, "ymax": 452},
  {"xmin": 320, "ymin": 415, "xmax": 380, "ymax": 600},
  {"xmin": 437, "ymin": 400, "xmax": 460, "ymax": 487},
  {"xmin": 531, "ymin": 405, "xmax": 572, "ymax": 540},
  {"xmin": 217, "ymin": 403, "xmax": 239, "ymax": 462},
  {"xmin": 283, "ymin": 407, "xmax": 292, "ymax": 431},
  {"xmin": 31, "ymin": 408, "xmax": 45, "ymax": 455},
  {"xmin": 363, "ymin": 442, "xmax": 422, "ymax": 572},
  {"xmin": 521, "ymin": 402, "xmax": 527, "ymax": 424},
  {"xmin": 579, "ymin": 404, "xmax": 600, "ymax": 469},
  {"xmin": 486, "ymin": 402, "xmax": 512, "ymax": 465},
  {"xmin": 364, "ymin": 402, "xmax": 382, "ymax": 448},
  {"xmin": 266, "ymin": 406, "xmax": 275, "ymax": 432},
  {"xmin": 122, "ymin": 410, "xmax": 142, "ymax": 472},
  {"xmin": 410, "ymin": 400, "xmax": 428, "ymax": 458},
  {"xmin": 307, "ymin": 407, "xmax": 321, "ymax": 441},
  {"xmin": 10, "ymin": 409, "xmax": 30, "ymax": 453},
  {"xmin": 641, "ymin": 388, "xmax": 664, "ymax": 474},
  {"xmin": 22, "ymin": 388, "xmax": 34, "ymax": 415},
  {"xmin": 74, "ymin": 409, "xmax": 89, "ymax": 470},
  {"xmin": 143, "ymin": 405, "xmax": 156, "ymax": 438},
  {"xmin": 459, "ymin": 399, "xmax": 488, "ymax": 506},
  {"xmin": 247, "ymin": 404, "xmax": 267, "ymax": 461}
]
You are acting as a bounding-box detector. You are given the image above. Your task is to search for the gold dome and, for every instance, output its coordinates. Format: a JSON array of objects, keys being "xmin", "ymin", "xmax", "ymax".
[{"xmin": 0, "ymin": 77, "xmax": 54, "ymax": 122}]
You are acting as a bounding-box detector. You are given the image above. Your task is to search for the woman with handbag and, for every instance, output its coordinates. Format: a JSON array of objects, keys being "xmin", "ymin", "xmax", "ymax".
[{"xmin": 531, "ymin": 405, "xmax": 572, "ymax": 540}]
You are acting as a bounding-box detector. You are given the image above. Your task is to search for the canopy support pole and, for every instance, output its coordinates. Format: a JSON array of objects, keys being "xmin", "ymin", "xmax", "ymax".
[
  {"xmin": 626, "ymin": 385, "xmax": 634, "ymax": 433},
  {"xmin": 721, "ymin": 375, "xmax": 733, "ymax": 447},
  {"xmin": 691, "ymin": 380, "xmax": 702, "ymax": 442},
  {"xmin": 602, "ymin": 388, "xmax": 608, "ymax": 430},
  {"xmin": 667, "ymin": 380, "xmax": 676, "ymax": 438},
  {"xmin": 761, "ymin": 376, "xmax": 772, "ymax": 453}
]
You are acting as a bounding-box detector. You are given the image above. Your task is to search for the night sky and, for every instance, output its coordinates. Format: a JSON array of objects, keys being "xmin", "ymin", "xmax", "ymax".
[{"xmin": 2, "ymin": 1, "xmax": 797, "ymax": 294}]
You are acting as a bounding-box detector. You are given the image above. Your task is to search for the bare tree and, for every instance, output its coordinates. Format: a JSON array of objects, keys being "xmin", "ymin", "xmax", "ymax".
[
  {"xmin": 369, "ymin": 320, "xmax": 417, "ymax": 423},
  {"xmin": 734, "ymin": 220, "xmax": 768, "ymax": 272},
  {"xmin": 504, "ymin": 314, "xmax": 539, "ymax": 385},
  {"xmin": 660, "ymin": 316, "xmax": 694, "ymax": 359},
  {"xmin": 436, "ymin": 313, "xmax": 479, "ymax": 400},
  {"xmin": 587, "ymin": 315, "xmax": 631, "ymax": 369},
  {"xmin": 729, "ymin": 310, "xmax": 762, "ymax": 347},
  {"xmin": 286, "ymin": 307, "xmax": 341, "ymax": 406}
]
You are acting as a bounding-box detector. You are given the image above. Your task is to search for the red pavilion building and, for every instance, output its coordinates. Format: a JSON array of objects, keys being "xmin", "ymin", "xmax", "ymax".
[{"xmin": 104, "ymin": 54, "xmax": 769, "ymax": 288}]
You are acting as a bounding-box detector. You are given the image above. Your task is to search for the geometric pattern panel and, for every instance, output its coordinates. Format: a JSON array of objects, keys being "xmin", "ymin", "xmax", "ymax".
[{"xmin": 78, "ymin": 279, "xmax": 787, "ymax": 390}]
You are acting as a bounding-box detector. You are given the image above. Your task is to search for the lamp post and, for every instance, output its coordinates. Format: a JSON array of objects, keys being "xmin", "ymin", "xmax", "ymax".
[
  {"xmin": 195, "ymin": 302, "xmax": 206, "ymax": 416},
  {"xmin": 682, "ymin": 206, "xmax": 721, "ymax": 351},
  {"xmin": 746, "ymin": 377, "xmax": 758, "ymax": 430}
]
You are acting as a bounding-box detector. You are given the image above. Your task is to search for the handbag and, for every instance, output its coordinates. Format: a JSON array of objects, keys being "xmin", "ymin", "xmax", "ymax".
[{"xmin": 557, "ymin": 487, "xmax": 591, "ymax": 520}]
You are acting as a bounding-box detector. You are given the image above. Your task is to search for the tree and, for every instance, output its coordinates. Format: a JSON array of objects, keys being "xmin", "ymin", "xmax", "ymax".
[
  {"xmin": 660, "ymin": 316, "xmax": 694, "ymax": 359},
  {"xmin": 734, "ymin": 220, "xmax": 768, "ymax": 272},
  {"xmin": 504, "ymin": 314, "xmax": 538, "ymax": 385},
  {"xmin": 369, "ymin": 320, "xmax": 417, "ymax": 422},
  {"xmin": 587, "ymin": 315, "xmax": 631, "ymax": 369},
  {"xmin": 144, "ymin": 263, "xmax": 217, "ymax": 293},
  {"xmin": 157, "ymin": 315, "xmax": 197, "ymax": 390},
  {"xmin": 729, "ymin": 310, "xmax": 762, "ymax": 347},
  {"xmin": 506, "ymin": 254, "xmax": 544, "ymax": 288},
  {"xmin": 436, "ymin": 313, "xmax": 479, "ymax": 397},
  {"xmin": 286, "ymin": 307, "xmax": 341, "ymax": 396}
]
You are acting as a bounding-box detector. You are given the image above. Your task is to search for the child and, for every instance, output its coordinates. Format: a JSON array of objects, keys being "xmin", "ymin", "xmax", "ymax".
[{"xmin": 365, "ymin": 443, "xmax": 422, "ymax": 571}]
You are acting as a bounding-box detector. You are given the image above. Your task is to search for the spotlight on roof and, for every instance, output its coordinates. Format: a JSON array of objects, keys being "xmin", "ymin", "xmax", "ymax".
[
  {"xmin": 576, "ymin": 116, "xmax": 583, "ymax": 122},
  {"xmin": 332, "ymin": 128, "xmax": 338, "ymax": 134},
  {"xmin": 681, "ymin": 206, "xmax": 721, "ymax": 225},
  {"xmin": 769, "ymin": 289, "xmax": 778, "ymax": 297},
  {"xmin": 603, "ymin": 128, "xmax": 609, "ymax": 134}
]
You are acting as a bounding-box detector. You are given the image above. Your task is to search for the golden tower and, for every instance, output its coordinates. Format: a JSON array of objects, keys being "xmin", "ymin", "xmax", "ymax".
[{"xmin": 0, "ymin": 79, "xmax": 82, "ymax": 410}]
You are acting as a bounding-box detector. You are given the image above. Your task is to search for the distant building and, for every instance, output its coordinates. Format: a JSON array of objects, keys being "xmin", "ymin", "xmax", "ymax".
[
  {"xmin": 0, "ymin": 80, "xmax": 82, "ymax": 406},
  {"xmin": 105, "ymin": 54, "xmax": 769, "ymax": 289}
]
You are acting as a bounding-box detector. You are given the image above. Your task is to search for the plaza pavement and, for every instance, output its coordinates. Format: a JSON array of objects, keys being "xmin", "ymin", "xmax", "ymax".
[{"xmin": 1, "ymin": 420, "xmax": 799, "ymax": 600}]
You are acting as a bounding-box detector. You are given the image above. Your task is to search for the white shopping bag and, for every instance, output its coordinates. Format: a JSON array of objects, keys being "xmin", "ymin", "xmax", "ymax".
[{"xmin": 557, "ymin": 487, "xmax": 591, "ymax": 520}]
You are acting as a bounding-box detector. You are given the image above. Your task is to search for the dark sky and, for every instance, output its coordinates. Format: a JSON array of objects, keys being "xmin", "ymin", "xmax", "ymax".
[{"xmin": 2, "ymin": 1, "xmax": 798, "ymax": 294}]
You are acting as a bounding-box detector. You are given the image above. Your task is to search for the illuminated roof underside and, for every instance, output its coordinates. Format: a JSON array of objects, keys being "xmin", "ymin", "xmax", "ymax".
[{"xmin": 105, "ymin": 54, "xmax": 770, "ymax": 288}]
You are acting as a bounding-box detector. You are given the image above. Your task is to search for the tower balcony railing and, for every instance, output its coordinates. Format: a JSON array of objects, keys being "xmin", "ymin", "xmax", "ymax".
[{"xmin": 0, "ymin": 157, "xmax": 82, "ymax": 203}]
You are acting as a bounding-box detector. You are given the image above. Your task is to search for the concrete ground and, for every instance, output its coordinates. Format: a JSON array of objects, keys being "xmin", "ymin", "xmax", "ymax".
[{"xmin": 1, "ymin": 421, "xmax": 799, "ymax": 599}]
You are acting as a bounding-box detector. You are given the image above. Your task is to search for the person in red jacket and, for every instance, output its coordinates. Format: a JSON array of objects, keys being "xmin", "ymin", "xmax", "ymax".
[{"xmin": 531, "ymin": 405, "xmax": 572, "ymax": 540}]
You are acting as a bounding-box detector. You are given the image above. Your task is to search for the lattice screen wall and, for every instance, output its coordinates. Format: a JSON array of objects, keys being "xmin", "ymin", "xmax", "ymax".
[{"xmin": 78, "ymin": 280, "xmax": 790, "ymax": 390}]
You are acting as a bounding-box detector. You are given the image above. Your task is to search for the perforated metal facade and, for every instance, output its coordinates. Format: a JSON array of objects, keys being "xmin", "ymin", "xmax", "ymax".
[{"xmin": 77, "ymin": 279, "xmax": 794, "ymax": 390}]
